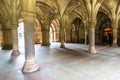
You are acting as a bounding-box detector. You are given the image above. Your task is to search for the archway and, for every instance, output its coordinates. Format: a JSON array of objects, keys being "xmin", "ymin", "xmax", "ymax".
[
  {"xmin": 34, "ymin": 19, "xmax": 42, "ymax": 44},
  {"xmin": 70, "ymin": 17, "xmax": 84, "ymax": 43},
  {"xmin": 71, "ymin": 24, "xmax": 77, "ymax": 43},
  {"xmin": 49, "ymin": 25, "xmax": 54, "ymax": 42},
  {"xmin": 50, "ymin": 19, "xmax": 60, "ymax": 42},
  {"xmin": 96, "ymin": 11, "xmax": 112, "ymax": 44}
]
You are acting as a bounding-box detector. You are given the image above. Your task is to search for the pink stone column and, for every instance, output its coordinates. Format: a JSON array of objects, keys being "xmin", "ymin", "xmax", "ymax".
[
  {"xmin": 22, "ymin": 21, "xmax": 39, "ymax": 73},
  {"xmin": 21, "ymin": 0, "xmax": 39, "ymax": 73}
]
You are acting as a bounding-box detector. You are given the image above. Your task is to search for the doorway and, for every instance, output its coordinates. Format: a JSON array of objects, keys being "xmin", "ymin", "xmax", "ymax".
[{"xmin": 102, "ymin": 27, "xmax": 112, "ymax": 43}]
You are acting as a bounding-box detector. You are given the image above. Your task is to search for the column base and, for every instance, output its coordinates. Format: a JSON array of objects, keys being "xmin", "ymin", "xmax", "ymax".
[
  {"xmin": 112, "ymin": 44, "xmax": 118, "ymax": 47},
  {"xmin": 22, "ymin": 59, "xmax": 40, "ymax": 73},
  {"xmin": 41, "ymin": 43, "xmax": 50, "ymax": 46},
  {"xmin": 2, "ymin": 45, "xmax": 12, "ymax": 50},
  {"xmin": 84, "ymin": 42, "xmax": 88, "ymax": 45},
  {"xmin": 60, "ymin": 45, "xmax": 65, "ymax": 48},
  {"xmin": 88, "ymin": 47, "xmax": 97, "ymax": 53},
  {"xmin": 12, "ymin": 50, "xmax": 20, "ymax": 56}
]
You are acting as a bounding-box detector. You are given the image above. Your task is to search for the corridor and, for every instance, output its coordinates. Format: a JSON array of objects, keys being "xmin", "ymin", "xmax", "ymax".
[{"xmin": 0, "ymin": 43, "xmax": 120, "ymax": 80}]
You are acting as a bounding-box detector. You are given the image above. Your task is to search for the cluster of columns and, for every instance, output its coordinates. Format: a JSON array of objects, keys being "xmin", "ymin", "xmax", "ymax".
[{"xmin": 0, "ymin": 0, "xmax": 119, "ymax": 74}]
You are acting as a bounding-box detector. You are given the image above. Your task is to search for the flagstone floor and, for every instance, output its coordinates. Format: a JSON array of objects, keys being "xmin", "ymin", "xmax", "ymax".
[{"xmin": 0, "ymin": 43, "xmax": 120, "ymax": 80}]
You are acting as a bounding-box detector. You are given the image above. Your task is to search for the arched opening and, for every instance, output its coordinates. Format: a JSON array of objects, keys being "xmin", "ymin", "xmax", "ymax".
[
  {"xmin": 18, "ymin": 21, "xmax": 24, "ymax": 53},
  {"xmin": 34, "ymin": 19, "xmax": 42, "ymax": 44},
  {"xmin": 71, "ymin": 24, "xmax": 77, "ymax": 43},
  {"xmin": 50, "ymin": 19, "xmax": 60, "ymax": 43},
  {"xmin": 49, "ymin": 26, "xmax": 53, "ymax": 42},
  {"xmin": 49, "ymin": 24, "xmax": 56, "ymax": 42},
  {"xmin": 70, "ymin": 17, "xmax": 84, "ymax": 43},
  {"xmin": 102, "ymin": 27, "xmax": 112, "ymax": 43},
  {"xmin": 96, "ymin": 11, "xmax": 112, "ymax": 44}
]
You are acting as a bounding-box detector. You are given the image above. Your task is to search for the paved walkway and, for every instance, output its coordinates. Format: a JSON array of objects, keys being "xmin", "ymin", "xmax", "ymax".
[{"xmin": 0, "ymin": 43, "xmax": 120, "ymax": 80}]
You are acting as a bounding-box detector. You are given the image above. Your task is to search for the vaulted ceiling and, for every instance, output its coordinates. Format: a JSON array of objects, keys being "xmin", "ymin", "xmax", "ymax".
[{"xmin": 0, "ymin": 0, "xmax": 119, "ymax": 28}]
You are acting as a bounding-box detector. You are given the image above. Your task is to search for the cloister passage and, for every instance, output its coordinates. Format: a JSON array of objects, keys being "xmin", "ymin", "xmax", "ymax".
[{"xmin": 0, "ymin": 0, "xmax": 120, "ymax": 80}]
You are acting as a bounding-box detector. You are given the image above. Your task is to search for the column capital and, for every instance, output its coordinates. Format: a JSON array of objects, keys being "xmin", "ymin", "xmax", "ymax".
[
  {"xmin": 88, "ymin": 20, "xmax": 96, "ymax": 28},
  {"xmin": 22, "ymin": 12, "xmax": 35, "ymax": 22},
  {"xmin": 11, "ymin": 24, "xmax": 18, "ymax": 29}
]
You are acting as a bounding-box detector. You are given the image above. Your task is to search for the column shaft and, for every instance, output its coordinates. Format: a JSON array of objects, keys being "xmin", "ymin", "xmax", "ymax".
[
  {"xmin": 60, "ymin": 28, "xmax": 65, "ymax": 48},
  {"xmin": 112, "ymin": 28, "xmax": 118, "ymax": 47},
  {"xmin": 41, "ymin": 30, "xmax": 50, "ymax": 46},
  {"xmin": 12, "ymin": 28, "xmax": 20, "ymax": 56},
  {"xmin": 84, "ymin": 30, "xmax": 88, "ymax": 45},
  {"xmin": 22, "ymin": 21, "xmax": 39, "ymax": 73},
  {"xmin": 112, "ymin": 17, "xmax": 118, "ymax": 47},
  {"xmin": 88, "ymin": 21, "xmax": 97, "ymax": 53}
]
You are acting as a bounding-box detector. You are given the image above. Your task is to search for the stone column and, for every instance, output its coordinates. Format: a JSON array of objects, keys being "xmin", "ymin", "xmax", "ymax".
[
  {"xmin": 60, "ymin": 28, "xmax": 65, "ymax": 48},
  {"xmin": 59, "ymin": 17, "xmax": 65, "ymax": 48},
  {"xmin": 84, "ymin": 30, "xmax": 88, "ymax": 45},
  {"xmin": 2, "ymin": 28, "xmax": 12, "ymax": 50},
  {"xmin": 51, "ymin": 31, "xmax": 54, "ymax": 42},
  {"xmin": 11, "ymin": 27, "xmax": 20, "ymax": 56},
  {"xmin": 112, "ymin": 28, "xmax": 118, "ymax": 47},
  {"xmin": 0, "ymin": 25, "xmax": 2, "ymax": 46},
  {"xmin": 22, "ymin": 21, "xmax": 39, "ymax": 73},
  {"xmin": 66, "ymin": 30, "xmax": 71, "ymax": 43},
  {"xmin": 41, "ymin": 30, "xmax": 50, "ymax": 46},
  {"xmin": 21, "ymin": 0, "xmax": 39, "ymax": 73},
  {"xmin": 112, "ymin": 17, "xmax": 118, "ymax": 47},
  {"xmin": 84, "ymin": 21, "xmax": 88, "ymax": 45},
  {"xmin": 88, "ymin": 21, "xmax": 97, "ymax": 53}
]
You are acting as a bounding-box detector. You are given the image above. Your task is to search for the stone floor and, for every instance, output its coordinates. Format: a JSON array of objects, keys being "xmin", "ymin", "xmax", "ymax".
[{"xmin": 0, "ymin": 43, "xmax": 120, "ymax": 80}]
